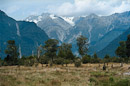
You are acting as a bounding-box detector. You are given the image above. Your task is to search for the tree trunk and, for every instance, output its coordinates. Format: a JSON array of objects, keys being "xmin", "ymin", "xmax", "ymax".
[
  {"xmin": 111, "ymin": 64, "xmax": 113, "ymax": 68},
  {"xmin": 98, "ymin": 64, "xmax": 100, "ymax": 67},
  {"xmin": 66, "ymin": 63, "xmax": 68, "ymax": 67},
  {"xmin": 120, "ymin": 62, "xmax": 123, "ymax": 67}
]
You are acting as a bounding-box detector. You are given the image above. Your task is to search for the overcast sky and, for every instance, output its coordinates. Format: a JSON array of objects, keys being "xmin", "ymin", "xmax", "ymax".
[{"xmin": 1, "ymin": 0, "xmax": 130, "ymax": 20}]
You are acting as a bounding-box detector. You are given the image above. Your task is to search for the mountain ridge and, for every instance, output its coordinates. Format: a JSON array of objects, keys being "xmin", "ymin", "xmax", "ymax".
[
  {"xmin": 0, "ymin": 10, "xmax": 49, "ymax": 58},
  {"xmin": 25, "ymin": 11, "xmax": 130, "ymax": 56}
]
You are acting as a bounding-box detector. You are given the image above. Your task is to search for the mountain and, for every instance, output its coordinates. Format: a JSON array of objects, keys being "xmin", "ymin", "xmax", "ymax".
[
  {"xmin": 97, "ymin": 28, "xmax": 130, "ymax": 58},
  {"xmin": 0, "ymin": 10, "xmax": 49, "ymax": 58},
  {"xmin": 25, "ymin": 13, "xmax": 75, "ymax": 42},
  {"xmin": 66, "ymin": 12, "xmax": 130, "ymax": 54},
  {"xmin": 26, "ymin": 11, "xmax": 130, "ymax": 56}
]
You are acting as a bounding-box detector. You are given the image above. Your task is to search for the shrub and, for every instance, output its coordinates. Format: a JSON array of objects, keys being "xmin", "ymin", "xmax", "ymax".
[
  {"xmin": 74, "ymin": 60, "xmax": 81, "ymax": 67},
  {"xmin": 39, "ymin": 56, "xmax": 49, "ymax": 65},
  {"xmin": 114, "ymin": 79, "xmax": 130, "ymax": 86},
  {"xmin": 64, "ymin": 60, "xmax": 70, "ymax": 67},
  {"xmin": 89, "ymin": 77, "xmax": 99, "ymax": 85},
  {"xmin": 23, "ymin": 56, "xmax": 36, "ymax": 66},
  {"xmin": 0, "ymin": 59, "xmax": 3, "ymax": 67},
  {"xmin": 49, "ymin": 61, "xmax": 53, "ymax": 67},
  {"xmin": 82, "ymin": 55, "xmax": 91, "ymax": 64},
  {"xmin": 54, "ymin": 58, "xmax": 64, "ymax": 65},
  {"xmin": 109, "ymin": 77, "xmax": 114, "ymax": 83}
]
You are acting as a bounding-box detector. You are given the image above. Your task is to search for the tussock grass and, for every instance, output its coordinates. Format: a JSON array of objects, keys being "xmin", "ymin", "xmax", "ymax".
[{"xmin": 0, "ymin": 63, "xmax": 129, "ymax": 86}]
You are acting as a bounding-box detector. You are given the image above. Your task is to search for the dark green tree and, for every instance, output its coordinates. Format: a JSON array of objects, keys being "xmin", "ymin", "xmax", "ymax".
[
  {"xmin": 115, "ymin": 41, "xmax": 126, "ymax": 58},
  {"xmin": 126, "ymin": 35, "xmax": 130, "ymax": 58},
  {"xmin": 4, "ymin": 40, "xmax": 19, "ymax": 65},
  {"xmin": 82, "ymin": 55, "xmax": 91, "ymax": 64},
  {"xmin": 43, "ymin": 39, "xmax": 59, "ymax": 64},
  {"xmin": 115, "ymin": 41, "xmax": 128, "ymax": 65},
  {"xmin": 92, "ymin": 53, "xmax": 100, "ymax": 63},
  {"xmin": 0, "ymin": 58, "xmax": 2, "ymax": 67},
  {"xmin": 24, "ymin": 56, "xmax": 37, "ymax": 66},
  {"xmin": 57, "ymin": 49, "xmax": 65, "ymax": 58},
  {"xmin": 74, "ymin": 60, "xmax": 81, "ymax": 67},
  {"xmin": 58, "ymin": 43, "xmax": 75, "ymax": 66},
  {"xmin": 104, "ymin": 54, "xmax": 110, "ymax": 66},
  {"xmin": 18, "ymin": 56, "xmax": 26, "ymax": 66},
  {"xmin": 39, "ymin": 55, "xmax": 49, "ymax": 67},
  {"xmin": 76, "ymin": 35, "xmax": 89, "ymax": 57}
]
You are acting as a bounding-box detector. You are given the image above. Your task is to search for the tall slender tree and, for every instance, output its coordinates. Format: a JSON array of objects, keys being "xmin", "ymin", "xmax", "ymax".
[
  {"xmin": 58, "ymin": 43, "xmax": 74, "ymax": 60},
  {"xmin": 126, "ymin": 35, "xmax": 130, "ymax": 57},
  {"xmin": 58, "ymin": 43, "xmax": 75, "ymax": 66},
  {"xmin": 4, "ymin": 40, "xmax": 19, "ymax": 65},
  {"xmin": 115, "ymin": 41, "xmax": 126, "ymax": 58},
  {"xmin": 76, "ymin": 35, "xmax": 89, "ymax": 57},
  {"xmin": 43, "ymin": 39, "xmax": 59, "ymax": 64}
]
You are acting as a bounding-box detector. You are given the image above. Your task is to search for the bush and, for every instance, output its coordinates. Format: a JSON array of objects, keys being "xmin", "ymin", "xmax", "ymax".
[
  {"xmin": 89, "ymin": 77, "xmax": 99, "ymax": 85},
  {"xmin": 82, "ymin": 55, "xmax": 91, "ymax": 64},
  {"xmin": 49, "ymin": 61, "xmax": 53, "ymax": 67},
  {"xmin": 64, "ymin": 60, "xmax": 70, "ymax": 67},
  {"xmin": 109, "ymin": 77, "xmax": 114, "ymax": 82},
  {"xmin": 74, "ymin": 60, "xmax": 81, "ymax": 67},
  {"xmin": 0, "ymin": 60, "xmax": 3, "ymax": 67},
  {"xmin": 89, "ymin": 77, "xmax": 97, "ymax": 82},
  {"xmin": 39, "ymin": 56, "xmax": 49, "ymax": 64},
  {"xmin": 23, "ymin": 56, "xmax": 36, "ymax": 66},
  {"xmin": 54, "ymin": 58, "xmax": 64, "ymax": 65},
  {"xmin": 114, "ymin": 79, "xmax": 130, "ymax": 86}
]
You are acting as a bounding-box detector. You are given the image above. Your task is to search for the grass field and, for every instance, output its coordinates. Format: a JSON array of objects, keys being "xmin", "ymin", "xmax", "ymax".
[{"xmin": 0, "ymin": 63, "xmax": 130, "ymax": 86}]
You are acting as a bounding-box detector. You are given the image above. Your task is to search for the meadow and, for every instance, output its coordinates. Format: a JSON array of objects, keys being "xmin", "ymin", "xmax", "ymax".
[{"xmin": 0, "ymin": 63, "xmax": 130, "ymax": 86}]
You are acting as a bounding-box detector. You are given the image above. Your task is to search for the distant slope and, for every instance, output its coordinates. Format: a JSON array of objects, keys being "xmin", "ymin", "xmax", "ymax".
[
  {"xmin": 97, "ymin": 28, "xmax": 130, "ymax": 58},
  {"xmin": 0, "ymin": 10, "xmax": 49, "ymax": 58},
  {"xmin": 26, "ymin": 11, "xmax": 130, "ymax": 55}
]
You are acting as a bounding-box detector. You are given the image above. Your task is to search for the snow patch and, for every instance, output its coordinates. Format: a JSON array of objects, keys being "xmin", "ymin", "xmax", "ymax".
[
  {"xmin": 26, "ymin": 19, "xmax": 33, "ymax": 22},
  {"xmin": 26, "ymin": 16, "xmax": 42, "ymax": 24},
  {"xmin": 33, "ymin": 20, "xmax": 38, "ymax": 23},
  {"xmin": 99, "ymin": 33, "xmax": 103, "ymax": 38},
  {"xmin": 38, "ymin": 16, "xmax": 42, "ymax": 21},
  {"xmin": 61, "ymin": 17, "xmax": 75, "ymax": 26},
  {"xmin": 50, "ymin": 14, "xmax": 57, "ymax": 19},
  {"xmin": 16, "ymin": 23, "xmax": 21, "ymax": 36}
]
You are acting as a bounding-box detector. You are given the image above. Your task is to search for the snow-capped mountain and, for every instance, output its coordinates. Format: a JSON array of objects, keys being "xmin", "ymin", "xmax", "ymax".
[
  {"xmin": 26, "ymin": 13, "xmax": 76, "ymax": 42},
  {"xmin": 60, "ymin": 16, "xmax": 75, "ymax": 26},
  {"xmin": 26, "ymin": 11, "xmax": 130, "ymax": 56}
]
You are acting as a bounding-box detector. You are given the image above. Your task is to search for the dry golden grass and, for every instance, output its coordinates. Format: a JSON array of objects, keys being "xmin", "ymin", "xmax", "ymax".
[{"xmin": 0, "ymin": 63, "xmax": 129, "ymax": 86}]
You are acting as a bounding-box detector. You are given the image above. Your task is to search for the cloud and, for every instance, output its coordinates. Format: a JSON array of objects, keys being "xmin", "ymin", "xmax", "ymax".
[
  {"xmin": 1, "ymin": 0, "xmax": 130, "ymax": 19},
  {"xmin": 5, "ymin": 5, "xmax": 20, "ymax": 14},
  {"xmin": 48, "ymin": 0, "xmax": 130, "ymax": 16}
]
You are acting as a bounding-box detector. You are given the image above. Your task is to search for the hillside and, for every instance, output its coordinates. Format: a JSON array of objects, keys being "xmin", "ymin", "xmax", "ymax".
[
  {"xmin": 97, "ymin": 28, "xmax": 130, "ymax": 58},
  {"xmin": 0, "ymin": 10, "xmax": 49, "ymax": 58}
]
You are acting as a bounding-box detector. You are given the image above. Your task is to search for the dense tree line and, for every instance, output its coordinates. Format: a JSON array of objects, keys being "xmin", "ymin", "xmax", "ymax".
[{"xmin": 0, "ymin": 34, "xmax": 130, "ymax": 67}]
